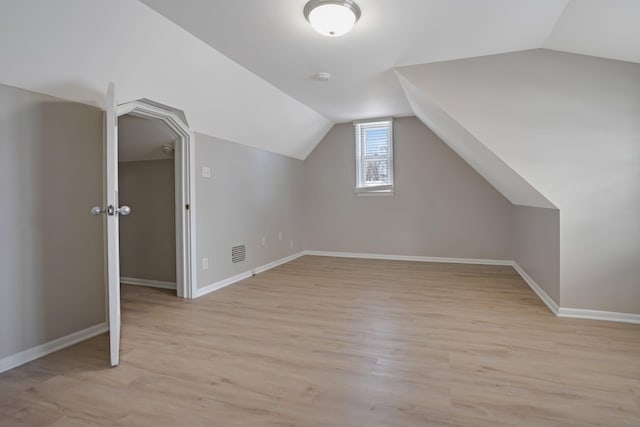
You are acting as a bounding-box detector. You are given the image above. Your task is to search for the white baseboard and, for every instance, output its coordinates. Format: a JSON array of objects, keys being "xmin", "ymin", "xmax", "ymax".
[
  {"xmin": 306, "ymin": 251, "xmax": 640, "ymax": 325},
  {"xmin": 558, "ymin": 308, "xmax": 640, "ymax": 324},
  {"xmin": 195, "ymin": 251, "xmax": 305, "ymax": 298},
  {"xmin": 255, "ymin": 252, "xmax": 306, "ymax": 274},
  {"xmin": 120, "ymin": 277, "xmax": 177, "ymax": 290},
  {"xmin": 0, "ymin": 322, "xmax": 109, "ymax": 374},
  {"xmin": 303, "ymin": 250, "xmax": 513, "ymax": 266},
  {"xmin": 512, "ymin": 262, "xmax": 559, "ymax": 315},
  {"xmin": 512, "ymin": 262, "xmax": 640, "ymax": 324}
]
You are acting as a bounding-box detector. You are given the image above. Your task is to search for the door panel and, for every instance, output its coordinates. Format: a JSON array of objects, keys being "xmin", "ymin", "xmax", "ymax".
[{"xmin": 106, "ymin": 82, "xmax": 121, "ymax": 367}]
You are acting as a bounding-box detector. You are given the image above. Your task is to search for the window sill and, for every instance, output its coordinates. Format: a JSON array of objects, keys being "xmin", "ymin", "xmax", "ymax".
[{"xmin": 355, "ymin": 190, "xmax": 395, "ymax": 197}]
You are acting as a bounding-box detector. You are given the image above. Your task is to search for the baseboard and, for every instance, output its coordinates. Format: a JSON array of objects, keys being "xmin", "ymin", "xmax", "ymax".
[
  {"xmin": 254, "ymin": 252, "xmax": 306, "ymax": 274},
  {"xmin": 303, "ymin": 250, "xmax": 513, "ymax": 266},
  {"xmin": 306, "ymin": 252, "xmax": 639, "ymax": 325},
  {"xmin": 195, "ymin": 270, "xmax": 253, "ymax": 298},
  {"xmin": 195, "ymin": 251, "xmax": 305, "ymax": 298},
  {"xmin": 511, "ymin": 263, "xmax": 640, "ymax": 325},
  {"xmin": 511, "ymin": 262, "xmax": 559, "ymax": 315},
  {"xmin": 558, "ymin": 308, "xmax": 640, "ymax": 324},
  {"xmin": 120, "ymin": 277, "xmax": 177, "ymax": 290},
  {"xmin": 0, "ymin": 322, "xmax": 109, "ymax": 374}
]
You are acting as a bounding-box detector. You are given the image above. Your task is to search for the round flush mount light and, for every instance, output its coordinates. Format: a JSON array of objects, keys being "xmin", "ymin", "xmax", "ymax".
[
  {"xmin": 303, "ymin": 0, "xmax": 361, "ymax": 37},
  {"xmin": 161, "ymin": 144, "xmax": 175, "ymax": 157}
]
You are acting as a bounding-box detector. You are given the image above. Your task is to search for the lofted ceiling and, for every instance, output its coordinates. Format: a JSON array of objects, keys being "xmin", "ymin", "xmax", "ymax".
[
  {"xmin": 0, "ymin": 0, "xmax": 332, "ymax": 160},
  {"xmin": 544, "ymin": 0, "xmax": 640, "ymax": 63},
  {"xmin": 0, "ymin": 0, "xmax": 637, "ymax": 160},
  {"xmin": 139, "ymin": 0, "xmax": 570, "ymax": 123}
]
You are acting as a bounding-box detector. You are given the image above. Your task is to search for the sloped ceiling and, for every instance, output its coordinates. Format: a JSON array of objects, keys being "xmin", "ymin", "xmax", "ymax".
[
  {"xmin": 395, "ymin": 71, "xmax": 555, "ymax": 209},
  {"xmin": 140, "ymin": 0, "xmax": 569, "ymax": 123},
  {"xmin": 544, "ymin": 0, "xmax": 640, "ymax": 63},
  {"xmin": 0, "ymin": 1, "xmax": 637, "ymax": 161},
  {"xmin": 0, "ymin": 0, "xmax": 332, "ymax": 160},
  {"xmin": 396, "ymin": 49, "xmax": 640, "ymax": 210}
]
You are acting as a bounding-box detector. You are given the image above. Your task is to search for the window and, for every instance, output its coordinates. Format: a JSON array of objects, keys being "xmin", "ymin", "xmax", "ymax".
[{"xmin": 354, "ymin": 118, "xmax": 394, "ymax": 193}]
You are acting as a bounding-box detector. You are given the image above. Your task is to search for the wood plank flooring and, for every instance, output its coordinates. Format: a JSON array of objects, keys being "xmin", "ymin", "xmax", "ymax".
[{"xmin": 1, "ymin": 256, "xmax": 639, "ymax": 426}]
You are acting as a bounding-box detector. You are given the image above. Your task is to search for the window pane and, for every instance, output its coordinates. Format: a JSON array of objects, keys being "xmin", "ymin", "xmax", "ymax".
[
  {"xmin": 363, "ymin": 127, "xmax": 388, "ymax": 156},
  {"xmin": 364, "ymin": 158, "xmax": 389, "ymax": 183}
]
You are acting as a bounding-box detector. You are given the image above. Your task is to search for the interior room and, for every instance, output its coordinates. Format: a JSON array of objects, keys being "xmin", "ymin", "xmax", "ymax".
[
  {"xmin": 118, "ymin": 114, "xmax": 178, "ymax": 292},
  {"xmin": 0, "ymin": 1, "xmax": 638, "ymax": 425}
]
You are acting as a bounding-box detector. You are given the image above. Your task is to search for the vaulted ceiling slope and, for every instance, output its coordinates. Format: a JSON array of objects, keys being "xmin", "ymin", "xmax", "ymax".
[
  {"xmin": 0, "ymin": 0, "xmax": 332, "ymax": 160},
  {"xmin": 544, "ymin": 0, "xmax": 640, "ymax": 63},
  {"xmin": 139, "ymin": 0, "xmax": 570, "ymax": 124},
  {"xmin": 138, "ymin": 0, "xmax": 640, "ymax": 128},
  {"xmin": 397, "ymin": 49, "xmax": 640, "ymax": 313}
]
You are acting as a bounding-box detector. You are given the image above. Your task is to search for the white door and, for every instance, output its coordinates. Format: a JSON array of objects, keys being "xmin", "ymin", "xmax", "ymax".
[
  {"xmin": 91, "ymin": 83, "xmax": 131, "ymax": 366},
  {"xmin": 105, "ymin": 82, "xmax": 121, "ymax": 367}
]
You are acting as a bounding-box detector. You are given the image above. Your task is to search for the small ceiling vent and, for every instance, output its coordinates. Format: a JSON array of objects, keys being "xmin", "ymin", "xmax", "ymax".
[{"xmin": 232, "ymin": 245, "xmax": 246, "ymax": 264}]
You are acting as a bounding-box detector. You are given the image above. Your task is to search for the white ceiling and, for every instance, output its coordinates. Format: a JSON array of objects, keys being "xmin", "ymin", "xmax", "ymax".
[
  {"xmin": 0, "ymin": 0, "xmax": 637, "ymax": 160},
  {"xmin": 0, "ymin": 0, "xmax": 331, "ymax": 160},
  {"xmin": 544, "ymin": 0, "xmax": 640, "ymax": 63},
  {"xmin": 119, "ymin": 114, "xmax": 177, "ymax": 163},
  {"xmin": 140, "ymin": 0, "xmax": 570, "ymax": 123}
]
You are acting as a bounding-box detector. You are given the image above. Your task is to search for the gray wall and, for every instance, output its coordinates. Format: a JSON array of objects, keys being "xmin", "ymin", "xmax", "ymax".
[
  {"xmin": 0, "ymin": 84, "xmax": 105, "ymax": 359},
  {"xmin": 396, "ymin": 50, "xmax": 640, "ymax": 314},
  {"xmin": 513, "ymin": 206, "xmax": 560, "ymax": 304},
  {"xmin": 195, "ymin": 133, "xmax": 304, "ymax": 288},
  {"xmin": 304, "ymin": 117, "xmax": 513, "ymax": 260},
  {"xmin": 119, "ymin": 159, "xmax": 176, "ymax": 283}
]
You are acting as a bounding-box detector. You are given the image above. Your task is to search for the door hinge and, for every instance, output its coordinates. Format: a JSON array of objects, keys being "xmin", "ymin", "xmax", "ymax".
[{"xmin": 185, "ymin": 204, "xmax": 190, "ymax": 210}]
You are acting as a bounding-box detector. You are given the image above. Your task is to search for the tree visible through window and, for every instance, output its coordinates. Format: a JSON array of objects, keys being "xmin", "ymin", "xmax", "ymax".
[{"xmin": 354, "ymin": 118, "xmax": 393, "ymax": 192}]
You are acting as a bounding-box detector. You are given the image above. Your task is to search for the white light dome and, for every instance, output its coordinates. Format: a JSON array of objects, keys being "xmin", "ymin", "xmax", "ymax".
[{"xmin": 304, "ymin": 1, "xmax": 361, "ymax": 37}]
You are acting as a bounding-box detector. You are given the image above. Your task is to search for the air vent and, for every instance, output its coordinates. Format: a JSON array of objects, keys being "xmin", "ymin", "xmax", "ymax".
[{"xmin": 232, "ymin": 245, "xmax": 246, "ymax": 264}]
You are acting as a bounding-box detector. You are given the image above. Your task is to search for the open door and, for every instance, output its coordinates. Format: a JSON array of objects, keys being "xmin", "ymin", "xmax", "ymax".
[
  {"xmin": 105, "ymin": 82, "xmax": 121, "ymax": 367},
  {"xmin": 92, "ymin": 82, "xmax": 130, "ymax": 367}
]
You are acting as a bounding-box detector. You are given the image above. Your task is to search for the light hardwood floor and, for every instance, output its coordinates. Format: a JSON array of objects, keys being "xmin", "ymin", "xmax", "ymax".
[{"xmin": 1, "ymin": 256, "xmax": 639, "ymax": 426}]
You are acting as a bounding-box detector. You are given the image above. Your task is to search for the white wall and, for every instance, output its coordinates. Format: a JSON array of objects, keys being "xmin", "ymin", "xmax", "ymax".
[
  {"xmin": 195, "ymin": 133, "xmax": 304, "ymax": 288},
  {"xmin": 0, "ymin": 84, "xmax": 105, "ymax": 358},
  {"xmin": 397, "ymin": 49, "xmax": 640, "ymax": 314},
  {"xmin": 119, "ymin": 159, "xmax": 176, "ymax": 283},
  {"xmin": 513, "ymin": 206, "xmax": 560, "ymax": 304},
  {"xmin": 304, "ymin": 117, "xmax": 513, "ymax": 260}
]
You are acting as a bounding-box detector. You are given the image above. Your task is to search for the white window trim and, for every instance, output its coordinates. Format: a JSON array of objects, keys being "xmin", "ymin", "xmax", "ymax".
[{"xmin": 354, "ymin": 117, "xmax": 394, "ymax": 195}]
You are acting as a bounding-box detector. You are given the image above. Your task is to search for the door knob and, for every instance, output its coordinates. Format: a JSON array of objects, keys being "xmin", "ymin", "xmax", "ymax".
[
  {"xmin": 117, "ymin": 206, "xmax": 131, "ymax": 216},
  {"xmin": 91, "ymin": 206, "xmax": 106, "ymax": 215},
  {"xmin": 91, "ymin": 205, "xmax": 129, "ymax": 216}
]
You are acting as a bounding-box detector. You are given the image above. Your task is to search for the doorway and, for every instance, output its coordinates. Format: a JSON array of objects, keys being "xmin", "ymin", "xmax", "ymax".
[
  {"xmin": 101, "ymin": 87, "xmax": 197, "ymax": 367},
  {"xmin": 118, "ymin": 114, "xmax": 178, "ymax": 293},
  {"xmin": 115, "ymin": 100, "xmax": 197, "ymax": 300}
]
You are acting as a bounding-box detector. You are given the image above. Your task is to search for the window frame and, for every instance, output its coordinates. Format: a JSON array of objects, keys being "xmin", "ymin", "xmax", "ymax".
[{"xmin": 354, "ymin": 117, "xmax": 394, "ymax": 194}]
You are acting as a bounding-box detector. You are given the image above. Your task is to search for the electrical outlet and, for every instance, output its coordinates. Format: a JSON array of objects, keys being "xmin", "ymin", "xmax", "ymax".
[
  {"xmin": 202, "ymin": 257, "xmax": 209, "ymax": 270},
  {"xmin": 290, "ymin": 240, "xmax": 294, "ymax": 249},
  {"xmin": 261, "ymin": 236, "xmax": 266, "ymax": 246},
  {"xmin": 278, "ymin": 231, "xmax": 282, "ymax": 241},
  {"xmin": 201, "ymin": 166, "xmax": 211, "ymax": 178}
]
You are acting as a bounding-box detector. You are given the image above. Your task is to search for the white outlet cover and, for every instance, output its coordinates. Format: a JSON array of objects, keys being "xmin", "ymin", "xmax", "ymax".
[
  {"xmin": 201, "ymin": 166, "xmax": 211, "ymax": 178},
  {"xmin": 261, "ymin": 236, "xmax": 266, "ymax": 246},
  {"xmin": 278, "ymin": 232, "xmax": 282, "ymax": 241},
  {"xmin": 202, "ymin": 257, "xmax": 209, "ymax": 270},
  {"xmin": 290, "ymin": 240, "xmax": 294, "ymax": 248}
]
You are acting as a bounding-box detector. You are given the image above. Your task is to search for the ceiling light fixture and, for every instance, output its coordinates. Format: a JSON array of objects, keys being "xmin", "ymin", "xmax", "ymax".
[
  {"xmin": 303, "ymin": 0, "xmax": 361, "ymax": 37},
  {"xmin": 161, "ymin": 144, "xmax": 175, "ymax": 157}
]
